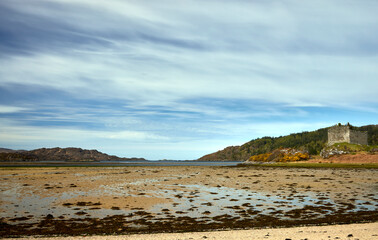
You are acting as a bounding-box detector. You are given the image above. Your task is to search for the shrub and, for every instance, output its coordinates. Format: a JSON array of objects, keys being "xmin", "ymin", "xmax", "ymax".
[{"xmin": 248, "ymin": 148, "xmax": 309, "ymax": 162}]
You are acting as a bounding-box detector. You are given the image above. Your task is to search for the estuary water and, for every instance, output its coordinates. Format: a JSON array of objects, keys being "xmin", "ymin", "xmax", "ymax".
[
  {"xmin": 101, "ymin": 161, "xmax": 241, "ymax": 166},
  {"xmin": 0, "ymin": 161, "xmax": 241, "ymax": 167}
]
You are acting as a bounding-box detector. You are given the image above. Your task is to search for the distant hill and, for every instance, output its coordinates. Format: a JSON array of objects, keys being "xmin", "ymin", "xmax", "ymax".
[
  {"xmin": 0, "ymin": 147, "xmax": 146, "ymax": 162},
  {"xmin": 0, "ymin": 148, "xmax": 26, "ymax": 153},
  {"xmin": 198, "ymin": 124, "xmax": 378, "ymax": 161}
]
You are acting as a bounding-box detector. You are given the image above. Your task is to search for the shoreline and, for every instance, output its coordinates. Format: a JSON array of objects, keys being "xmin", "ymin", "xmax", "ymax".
[
  {"xmin": 1, "ymin": 158, "xmax": 377, "ymax": 169},
  {"xmin": 0, "ymin": 161, "xmax": 241, "ymax": 168},
  {"xmin": 6, "ymin": 222, "xmax": 378, "ymax": 240}
]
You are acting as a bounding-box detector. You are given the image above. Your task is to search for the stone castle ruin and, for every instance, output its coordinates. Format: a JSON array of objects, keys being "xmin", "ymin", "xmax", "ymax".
[{"xmin": 328, "ymin": 124, "xmax": 368, "ymax": 145}]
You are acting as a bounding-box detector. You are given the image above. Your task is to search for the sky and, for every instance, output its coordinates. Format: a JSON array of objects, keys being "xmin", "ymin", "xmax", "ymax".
[{"xmin": 0, "ymin": 0, "xmax": 377, "ymax": 160}]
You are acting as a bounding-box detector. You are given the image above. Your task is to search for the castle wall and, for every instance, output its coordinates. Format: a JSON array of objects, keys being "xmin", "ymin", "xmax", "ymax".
[
  {"xmin": 328, "ymin": 126, "xmax": 350, "ymax": 145},
  {"xmin": 328, "ymin": 125, "xmax": 368, "ymax": 145},
  {"xmin": 349, "ymin": 130, "xmax": 368, "ymax": 145}
]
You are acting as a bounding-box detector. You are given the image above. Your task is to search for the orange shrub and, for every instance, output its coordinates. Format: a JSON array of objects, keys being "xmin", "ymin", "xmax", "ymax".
[
  {"xmin": 277, "ymin": 152, "xmax": 309, "ymax": 162},
  {"xmin": 248, "ymin": 149, "xmax": 309, "ymax": 162},
  {"xmin": 248, "ymin": 153, "xmax": 272, "ymax": 162}
]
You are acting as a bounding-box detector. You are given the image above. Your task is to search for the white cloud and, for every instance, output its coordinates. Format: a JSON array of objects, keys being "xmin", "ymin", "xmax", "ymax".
[
  {"xmin": 2, "ymin": 0, "xmax": 377, "ymax": 110},
  {"xmin": 101, "ymin": 130, "xmax": 168, "ymax": 141},
  {"xmin": 0, "ymin": 105, "xmax": 28, "ymax": 113},
  {"xmin": 0, "ymin": 123, "xmax": 166, "ymax": 143},
  {"xmin": 2, "ymin": 48, "xmax": 377, "ymax": 111},
  {"xmin": 1, "ymin": 0, "xmax": 377, "ymax": 159}
]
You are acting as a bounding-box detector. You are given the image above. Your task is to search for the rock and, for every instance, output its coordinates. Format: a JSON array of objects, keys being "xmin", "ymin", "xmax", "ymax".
[{"xmin": 320, "ymin": 148, "xmax": 349, "ymax": 159}]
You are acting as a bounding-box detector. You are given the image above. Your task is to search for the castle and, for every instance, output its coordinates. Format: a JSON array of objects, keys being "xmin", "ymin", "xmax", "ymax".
[{"xmin": 328, "ymin": 124, "xmax": 368, "ymax": 145}]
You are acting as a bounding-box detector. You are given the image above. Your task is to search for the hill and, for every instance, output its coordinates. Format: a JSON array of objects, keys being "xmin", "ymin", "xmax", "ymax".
[
  {"xmin": 0, "ymin": 147, "xmax": 146, "ymax": 162},
  {"xmin": 198, "ymin": 124, "xmax": 378, "ymax": 161},
  {"xmin": 0, "ymin": 148, "xmax": 26, "ymax": 153}
]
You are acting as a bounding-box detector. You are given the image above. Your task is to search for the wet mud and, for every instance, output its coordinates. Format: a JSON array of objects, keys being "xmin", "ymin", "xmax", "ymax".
[{"xmin": 0, "ymin": 166, "xmax": 377, "ymax": 237}]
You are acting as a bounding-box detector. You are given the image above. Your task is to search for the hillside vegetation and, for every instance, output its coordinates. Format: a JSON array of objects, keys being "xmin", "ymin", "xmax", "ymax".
[{"xmin": 198, "ymin": 124, "xmax": 378, "ymax": 161}]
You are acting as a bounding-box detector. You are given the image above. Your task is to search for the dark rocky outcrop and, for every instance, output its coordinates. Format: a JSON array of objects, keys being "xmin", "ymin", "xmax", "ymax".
[
  {"xmin": 0, "ymin": 148, "xmax": 26, "ymax": 153},
  {"xmin": 0, "ymin": 152, "xmax": 39, "ymax": 162},
  {"xmin": 0, "ymin": 147, "xmax": 146, "ymax": 162}
]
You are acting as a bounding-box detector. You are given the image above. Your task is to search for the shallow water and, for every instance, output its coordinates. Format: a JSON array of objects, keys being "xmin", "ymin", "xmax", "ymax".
[{"xmin": 2, "ymin": 178, "xmax": 377, "ymax": 224}]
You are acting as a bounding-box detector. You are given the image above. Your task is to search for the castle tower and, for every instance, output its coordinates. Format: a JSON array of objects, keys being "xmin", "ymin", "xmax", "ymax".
[{"xmin": 328, "ymin": 124, "xmax": 368, "ymax": 145}]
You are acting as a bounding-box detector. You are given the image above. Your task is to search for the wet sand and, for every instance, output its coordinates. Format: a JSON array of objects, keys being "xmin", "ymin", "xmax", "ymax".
[{"xmin": 1, "ymin": 166, "xmax": 377, "ymax": 237}]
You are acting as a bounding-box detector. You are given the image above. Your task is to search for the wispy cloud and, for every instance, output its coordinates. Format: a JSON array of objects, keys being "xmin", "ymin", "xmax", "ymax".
[
  {"xmin": 0, "ymin": 0, "xmax": 377, "ymax": 159},
  {"xmin": 0, "ymin": 105, "xmax": 29, "ymax": 113}
]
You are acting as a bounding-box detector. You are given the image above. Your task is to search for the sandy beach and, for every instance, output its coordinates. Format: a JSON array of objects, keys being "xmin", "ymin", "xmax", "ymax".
[
  {"xmin": 6, "ymin": 222, "xmax": 378, "ymax": 240},
  {"xmin": 1, "ymin": 166, "xmax": 377, "ymax": 237}
]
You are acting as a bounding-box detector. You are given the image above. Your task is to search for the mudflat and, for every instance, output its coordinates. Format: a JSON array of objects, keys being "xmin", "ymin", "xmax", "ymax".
[{"xmin": 1, "ymin": 166, "xmax": 377, "ymax": 237}]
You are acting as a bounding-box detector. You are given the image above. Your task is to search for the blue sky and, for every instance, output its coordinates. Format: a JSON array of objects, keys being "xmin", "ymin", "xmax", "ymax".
[{"xmin": 0, "ymin": 0, "xmax": 377, "ymax": 160}]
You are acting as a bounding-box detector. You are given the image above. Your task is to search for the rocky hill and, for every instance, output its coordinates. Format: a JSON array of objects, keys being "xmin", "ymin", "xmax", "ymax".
[
  {"xmin": 198, "ymin": 124, "xmax": 378, "ymax": 161},
  {"xmin": 0, "ymin": 148, "xmax": 25, "ymax": 153},
  {"xmin": 0, "ymin": 147, "xmax": 146, "ymax": 162}
]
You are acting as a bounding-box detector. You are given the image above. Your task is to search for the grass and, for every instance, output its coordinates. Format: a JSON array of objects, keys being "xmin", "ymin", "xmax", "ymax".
[
  {"xmin": 237, "ymin": 162, "xmax": 378, "ymax": 169},
  {"xmin": 326, "ymin": 142, "xmax": 378, "ymax": 152}
]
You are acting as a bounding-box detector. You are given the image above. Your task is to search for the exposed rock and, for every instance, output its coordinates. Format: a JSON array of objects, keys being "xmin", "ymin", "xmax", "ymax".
[
  {"xmin": 0, "ymin": 152, "xmax": 39, "ymax": 162},
  {"xmin": 0, "ymin": 148, "xmax": 26, "ymax": 153},
  {"xmin": 370, "ymin": 148, "xmax": 378, "ymax": 153},
  {"xmin": 0, "ymin": 147, "xmax": 146, "ymax": 162},
  {"xmin": 320, "ymin": 148, "xmax": 349, "ymax": 159}
]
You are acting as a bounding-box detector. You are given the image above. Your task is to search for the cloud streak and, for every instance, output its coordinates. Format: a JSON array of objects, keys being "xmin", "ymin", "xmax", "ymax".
[{"xmin": 0, "ymin": 0, "xmax": 377, "ymax": 159}]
